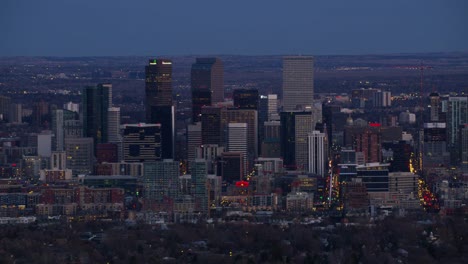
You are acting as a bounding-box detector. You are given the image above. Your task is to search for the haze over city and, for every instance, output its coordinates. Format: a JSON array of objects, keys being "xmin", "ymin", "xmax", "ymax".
[{"xmin": 1, "ymin": 0, "xmax": 467, "ymax": 56}]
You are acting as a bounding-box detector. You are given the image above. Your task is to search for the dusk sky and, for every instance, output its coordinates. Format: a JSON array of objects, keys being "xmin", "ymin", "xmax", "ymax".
[{"xmin": 1, "ymin": 0, "xmax": 467, "ymax": 56}]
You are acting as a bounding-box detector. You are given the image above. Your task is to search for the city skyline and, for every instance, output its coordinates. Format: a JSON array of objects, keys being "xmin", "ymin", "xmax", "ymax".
[{"xmin": 1, "ymin": 1, "xmax": 467, "ymax": 56}]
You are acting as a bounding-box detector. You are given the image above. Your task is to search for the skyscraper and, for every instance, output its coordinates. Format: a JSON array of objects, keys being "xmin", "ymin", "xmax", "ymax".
[
  {"xmin": 145, "ymin": 59, "xmax": 175, "ymax": 159},
  {"xmin": 187, "ymin": 122, "xmax": 202, "ymax": 168},
  {"xmin": 191, "ymin": 159, "xmax": 209, "ymax": 215},
  {"xmin": 228, "ymin": 123, "xmax": 248, "ymax": 177},
  {"xmin": 82, "ymin": 83, "xmax": 111, "ymax": 145},
  {"xmin": 308, "ymin": 131, "xmax": 327, "ymax": 176},
  {"xmin": 222, "ymin": 108, "xmax": 258, "ymax": 169},
  {"xmin": 233, "ymin": 89, "xmax": 259, "ymax": 110},
  {"xmin": 201, "ymin": 106, "xmax": 223, "ymax": 146},
  {"xmin": 52, "ymin": 109, "xmax": 77, "ymax": 151},
  {"xmin": 107, "ymin": 107, "xmax": 121, "ymax": 143},
  {"xmin": 282, "ymin": 56, "xmax": 314, "ymax": 112},
  {"xmin": 280, "ymin": 111, "xmax": 315, "ymax": 170},
  {"xmin": 447, "ymin": 96, "xmax": 468, "ymax": 165},
  {"xmin": 429, "ymin": 92, "xmax": 441, "ymax": 122},
  {"xmin": 191, "ymin": 58, "xmax": 224, "ymax": 122}
]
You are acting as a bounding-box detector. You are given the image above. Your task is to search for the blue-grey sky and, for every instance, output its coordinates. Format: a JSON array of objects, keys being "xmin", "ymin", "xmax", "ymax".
[{"xmin": 1, "ymin": 0, "xmax": 467, "ymax": 56}]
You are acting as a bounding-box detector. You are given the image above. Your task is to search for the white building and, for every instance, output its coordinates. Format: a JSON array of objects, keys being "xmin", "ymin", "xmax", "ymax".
[
  {"xmin": 63, "ymin": 101, "xmax": 79, "ymax": 113},
  {"xmin": 308, "ymin": 131, "xmax": 327, "ymax": 176},
  {"xmin": 228, "ymin": 123, "xmax": 248, "ymax": 177}
]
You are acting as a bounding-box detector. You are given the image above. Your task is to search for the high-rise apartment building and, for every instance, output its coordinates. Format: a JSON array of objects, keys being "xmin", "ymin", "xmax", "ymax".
[
  {"xmin": 145, "ymin": 59, "xmax": 174, "ymax": 159},
  {"xmin": 82, "ymin": 83, "xmax": 111, "ymax": 145},
  {"xmin": 191, "ymin": 58, "xmax": 224, "ymax": 122},
  {"xmin": 353, "ymin": 129, "xmax": 382, "ymax": 163},
  {"xmin": 429, "ymin": 92, "xmax": 441, "ymax": 122},
  {"xmin": 143, "ymin": 159, "xmax": 180, "ymax": 205},
  {"xmin": 190, "ymin": 159, "xmax": 209, "ymax": 215},
  {"xmin": 52, "ymin": 109, "xmax": 77, "ymax": 151},
  {"xmin": 447, "ymin": 96, "xmax": 468, "ymax": 164},
  {"xmin": 282, "ymin": 56, "xmax": 314, "ymax": 112}
]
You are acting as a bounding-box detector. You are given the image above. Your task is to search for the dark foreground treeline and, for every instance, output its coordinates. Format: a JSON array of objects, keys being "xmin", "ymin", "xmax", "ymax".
[{"xmin": 0, "ymin": 216, "xmax": 467, "ymax": 264}]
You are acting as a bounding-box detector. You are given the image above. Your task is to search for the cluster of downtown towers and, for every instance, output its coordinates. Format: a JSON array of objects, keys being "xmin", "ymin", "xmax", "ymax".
[{"xmin": 83, "ymin": 56, "xmax": 322, "ymax": 182}]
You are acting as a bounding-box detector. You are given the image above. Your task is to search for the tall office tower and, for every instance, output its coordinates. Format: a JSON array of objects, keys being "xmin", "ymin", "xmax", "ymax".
[
  {"xmin": 107, "ymin": 107, "xmax": 121, "ymax": 143},
  {"xmin": 32, "ymin": 100, "xmax": 49, "ymax": 126},
  {"xmin": 105, "ymin": 83, "xmax": 113, "ymax": 107},
  {"xmin": 52, "ymin": 109, "xmax": 77, "ymax": 151},
  {"xmin": 201, "ymin": 106, "xmax": 223, "ymax": 146},
  {"xmin": 123, "ymin": 123, "xmax": 161, "ymax": 162},
  {"xmin": 143, "ymin": 159, "xmax": 179, "ymax": 206},
  {"xmin": 8, "ymin": 103, "xmax": 22, "ymax": 123},
  {"xmin": 233, "ymin": 89, "xmax": 259, "ymax": 110},
  {"xmin": 308, "ymin": 131, "xmax": 327, "ymax": 176},
  {"xmin": 282, "ymin": 56, "xmax": 314, "ymax": 112},
  {"xmin": 191, "ymin": 58, "xmax": 224, "ymax": 122},
  {"xmin": 353, "ymin": 129, "xmax": 382, "ymax": 163},
  {"xmin": 190, "ymin": 159, "xmax": 208, "ymax": 215},
  {"xmin": 82, "ymin": 83, "xmax": 111, "ymax": 145},
  {"xmin": 228, "ymin": 123, "xmax": 248, "ymax": 177},
  {"xmin": 447, "ymin": 97, "xmax": 468, "ymax": 165},
  {"xmin": 259, "ymin": 94, "xmax": 278, "ymax": 155},
  {"xmin": 0, "ymin": 95, "xmax": 11, "ymax": 121},
  {"xmin": 222, "ymin": 108, "xmax": 258, "ymax": 165},
  {"xmin": 429, "ymin": 92, "xmax": 441, "ymax": 122},
  {"xmin": 262, "ymin": 121, "xmax": 281, "ymax": 158},
  {"xmin": 187, "ymin": 122, "xmax": 202, "ymax": 168},
  {"xmin": 145, "ymin": 59, "xmax": 174, "ymax": 159},
  {"xmin": 280, "ymin": 111, "xmax": 314, "ymax": 171},
  {"xmin": 64, "ymin": 137, "xmax": 94, "ymax": 176}
]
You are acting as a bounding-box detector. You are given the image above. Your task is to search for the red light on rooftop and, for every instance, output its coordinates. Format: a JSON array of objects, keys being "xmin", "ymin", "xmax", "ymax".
[
  {"xmin": 235, "ymin": 181, "xmax": 249, "ymax": 187},
  {"xmin": 369, "ymin": 123, "xmax": 381, "ymax": 127}
]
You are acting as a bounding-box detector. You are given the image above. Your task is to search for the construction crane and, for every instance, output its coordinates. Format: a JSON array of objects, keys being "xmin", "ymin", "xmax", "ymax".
[
  {"xmin": 394, "ymin": 63, "xmax": 433, "ymax": 174},
  {"xmin": 393, "ymin": 63, "xmax": 433, "ymax": 111}
]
